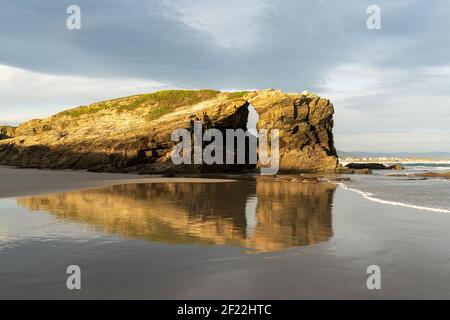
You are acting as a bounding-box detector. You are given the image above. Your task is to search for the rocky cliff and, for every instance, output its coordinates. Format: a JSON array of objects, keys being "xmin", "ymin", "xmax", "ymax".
[{"xmin": 0, "ymin": 89, "xmax": 338, "ymax": 173}]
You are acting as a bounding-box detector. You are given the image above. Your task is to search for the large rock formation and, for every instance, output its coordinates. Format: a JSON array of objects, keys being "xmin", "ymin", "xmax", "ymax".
[{"xmin": 0, "ymin": 89, "xmax": 338, "ymax": 173}]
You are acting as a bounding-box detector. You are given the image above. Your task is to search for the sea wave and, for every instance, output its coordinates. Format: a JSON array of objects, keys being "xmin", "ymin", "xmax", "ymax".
[
  {"xmin": 336, "ymin": 182, "xmax": 450, "ymax": 213},
  {"xmin": 404, "ymin": 166, "xmax": 450, "ymax": 171}
]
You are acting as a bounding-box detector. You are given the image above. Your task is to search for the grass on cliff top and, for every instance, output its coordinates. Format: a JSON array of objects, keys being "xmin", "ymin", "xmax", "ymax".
[
  {"xmin": 57, "ymin": 89, "xmax": 251, "ymax": 120},
  {"xmin": 225, "ymin": 91, "xmax": 250, "ymax": 99},
  {"xmin": 143, "ymin": 90, "xmax": 251, "ymax": 120},
  {"xmin": 58, "ymin": 105, "xmax": 105, "ymax": 117},
  {"xmin": 57, "ymin": 89, "xmax": 222, "ymax": 119},
  {"xmin": 127, "ymin": 89, "xmax": 221, "ymax": 120}
]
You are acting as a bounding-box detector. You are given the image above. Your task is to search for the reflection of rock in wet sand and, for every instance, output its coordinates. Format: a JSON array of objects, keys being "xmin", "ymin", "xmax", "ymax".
[
  {"xmin": 251, "ymin": 180, "xmax": 335, "ymax": 252},
  {"xmin": 17, "ymin": 180, "xmax": 335, "ymax": 253}
]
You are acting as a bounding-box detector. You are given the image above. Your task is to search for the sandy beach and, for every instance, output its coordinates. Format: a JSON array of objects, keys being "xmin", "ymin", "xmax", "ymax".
[
  {"xmin": 0, "ymin": 166, "xmax": 233, "ymax": 198},
  {"xmin": 1, "ymin": 166, "xmax": 450, "ymax": 299}
]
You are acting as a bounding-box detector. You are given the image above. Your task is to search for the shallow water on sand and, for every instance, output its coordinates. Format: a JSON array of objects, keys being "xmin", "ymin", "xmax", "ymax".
[
  {"xmin": 340, "ymin": 163, "xmax": 450, "ymax": 212},
  {"xmin": 1, "ymin": 181, "xmax": 335, "ymax": 254},
  {"xmin": 2, "ymin": 179, "xmax": 450, "ymax": 299}
]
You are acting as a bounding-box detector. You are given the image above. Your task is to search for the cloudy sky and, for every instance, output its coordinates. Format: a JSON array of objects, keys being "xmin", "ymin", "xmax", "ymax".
[{"xmin": 1, "ymin": 0, "xmax": 449, "ymax": 152}]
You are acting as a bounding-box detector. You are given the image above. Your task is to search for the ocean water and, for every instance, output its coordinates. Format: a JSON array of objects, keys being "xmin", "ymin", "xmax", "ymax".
[{"xmin": 339, "ymin": 163, "xmax": 450, "ymax": 212}]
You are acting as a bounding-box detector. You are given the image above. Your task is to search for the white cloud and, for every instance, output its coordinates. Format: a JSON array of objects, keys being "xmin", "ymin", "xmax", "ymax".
[
  {"xmin": 319, "ymin": 63, "xmax": 450, "ymax": 152},
  {"xmin": 0, "ymin": 65, "xmax": 170, "ymax": 124},
  {"xmin": 164, "ymin": 0, "xmax": 272, "ymax": 50}
]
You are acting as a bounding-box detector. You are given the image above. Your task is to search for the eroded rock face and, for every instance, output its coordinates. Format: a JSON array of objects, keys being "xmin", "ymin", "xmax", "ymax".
[
  {"xmin": 0, "ymin": 126, "xmax": 15, "ymax": 140},
  {"xmin": 248, "ymin": 90, "xmax": 337, "ymax": 172},
  {"xmin": 0, "ymin": 89, "xmax": 338, "ymax": 173}
]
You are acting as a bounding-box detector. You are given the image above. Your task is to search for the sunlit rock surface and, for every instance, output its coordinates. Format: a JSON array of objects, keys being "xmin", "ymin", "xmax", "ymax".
[{"xmin": 0, "ymin": 89, "xmax": 338, "ymax": 173}]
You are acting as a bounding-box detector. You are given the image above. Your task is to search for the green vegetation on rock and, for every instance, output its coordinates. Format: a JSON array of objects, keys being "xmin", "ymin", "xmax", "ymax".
[
  {"xmin": 132, "ymin": 89, "xmax": 221, "ymax": 120},
  {"xmin": 58, "ymin": 104, "xmax": 106, "ymax": 117},
  {"xmin": 225, "ymin": 91, "xmax": 250, "ymax": 99},
  {"xmin": 57, "ymin": 89, "xmax": 222, "ymax": 120}
]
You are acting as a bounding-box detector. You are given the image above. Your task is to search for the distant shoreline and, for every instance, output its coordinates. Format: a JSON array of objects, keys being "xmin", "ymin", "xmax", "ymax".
[{"xmin": 339, "ymin": 159, "xmax": 450, "ymax": 165}]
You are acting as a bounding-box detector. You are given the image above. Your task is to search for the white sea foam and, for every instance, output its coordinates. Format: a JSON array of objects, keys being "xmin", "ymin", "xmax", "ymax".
[
  {"xmin": 336, "ymin": 182, "xmax": 450, "ymax": 213},
  {"xmin": 407, "ymin": 166, "xmax": 450, "ymax": 171}
]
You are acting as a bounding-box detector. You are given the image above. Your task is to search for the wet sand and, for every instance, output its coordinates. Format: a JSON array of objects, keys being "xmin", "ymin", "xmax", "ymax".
[
  {"xmin": 0, "ymin": 166, "xmax": 233, "ymax": 198},
  {"xmin": 1, "ymin": 167, "xmax": 450, "ymax": 299}
]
